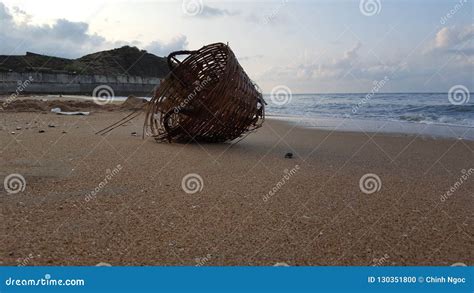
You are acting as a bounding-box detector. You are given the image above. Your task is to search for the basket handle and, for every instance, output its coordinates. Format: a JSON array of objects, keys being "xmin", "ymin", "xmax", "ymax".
[{"xmin": 167, "ymin": 50, "xmax": 197, "ymax": 71}]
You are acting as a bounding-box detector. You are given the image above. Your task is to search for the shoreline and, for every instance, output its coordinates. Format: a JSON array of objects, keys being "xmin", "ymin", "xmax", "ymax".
[
  {"xmin": 267, "ymin": 114, "xmax": 474, "ymax": 141},
  {"xmin": 2, "ymin": 95, "xmax": 472, "ymax": 141}
]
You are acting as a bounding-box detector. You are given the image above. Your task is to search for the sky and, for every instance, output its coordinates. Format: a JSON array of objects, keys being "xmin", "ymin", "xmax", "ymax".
[{"xmin": 0, "ymin": 0, "xmax": 472, "ymax": 93}]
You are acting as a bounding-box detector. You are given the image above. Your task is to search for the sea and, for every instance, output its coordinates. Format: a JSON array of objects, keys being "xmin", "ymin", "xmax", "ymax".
[
  {"xmin": 71, "ymin": 92, "xmax": 473, "ymax": 140},
  {"xmin": 263, "ymin": 93, "xmax": 474, "ymax": 140}
]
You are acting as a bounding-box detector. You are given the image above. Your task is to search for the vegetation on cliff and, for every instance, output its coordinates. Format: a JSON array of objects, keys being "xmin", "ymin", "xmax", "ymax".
[{"xmin": 0, "ymin": 46, "xmax": 170, "ymax": 77}]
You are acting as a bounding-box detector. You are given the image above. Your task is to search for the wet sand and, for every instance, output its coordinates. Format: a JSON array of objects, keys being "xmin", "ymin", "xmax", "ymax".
[{"xmin": 1, "ymin": 109, "xmax": 473, "ymax": 266}]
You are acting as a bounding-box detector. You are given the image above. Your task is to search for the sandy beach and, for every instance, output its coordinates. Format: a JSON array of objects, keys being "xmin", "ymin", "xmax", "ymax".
[{"xmin": 1, "ymin": 103, "xmax": 473, "ymax": 266}]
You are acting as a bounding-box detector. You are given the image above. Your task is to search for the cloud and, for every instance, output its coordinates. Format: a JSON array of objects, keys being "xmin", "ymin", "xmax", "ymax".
[
  {"xmin": 435, "ymin": 25, "xmax": 473, "ymax": 49},
  {"xmin": 426, "ymin": 25, "xmax": 474, "ymax": 67},
  {"xmin": 0, "ymin": 2, "xmax": 106, "ymax": 58},
  {"xmin": 343, "ymin": 42, "xmax": 362, "ymax": 60},
  {"xmin": 259, "ymin": 41, "xmax": 407, "ymax": 84},
  {"xmin": 0, "ymin": 2, "xmax": 187, "ymax": 58},
  {"xmin": 0, "ymin": 2, "xmax": 13, "ymax": 22},
  {"xmin": 145, "ymin": 35, "xmax": 189, "ymax": 56},
  {"xmin": 295, "ymin": 42, "xmax": 364, "ymax": 80},
  {"xmin": 11, "ymin": 6, "xmax": 32, "ymax": 24}
]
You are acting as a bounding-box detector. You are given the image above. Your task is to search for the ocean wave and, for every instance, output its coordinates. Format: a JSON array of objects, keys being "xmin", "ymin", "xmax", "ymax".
[{"xmin": 265, "ymin": 93, "xmax": 474, "ymax": 128}]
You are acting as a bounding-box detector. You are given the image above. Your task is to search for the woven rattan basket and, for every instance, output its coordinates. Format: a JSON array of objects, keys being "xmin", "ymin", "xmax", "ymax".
[{"xmin": 144, "ymin": 42, "xmax": 265, "ymax": 143}]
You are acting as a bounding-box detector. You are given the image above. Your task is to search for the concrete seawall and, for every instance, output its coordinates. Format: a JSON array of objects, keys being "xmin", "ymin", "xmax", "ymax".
[{"xmin": 0, "ymin": 72, "xmax": 161, "ymax": 96}]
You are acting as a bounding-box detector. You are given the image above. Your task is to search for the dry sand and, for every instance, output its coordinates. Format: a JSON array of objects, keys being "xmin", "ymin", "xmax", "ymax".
[{"xmin": 0, "ymin": 106, "xmax": 473, "ymax": 266}]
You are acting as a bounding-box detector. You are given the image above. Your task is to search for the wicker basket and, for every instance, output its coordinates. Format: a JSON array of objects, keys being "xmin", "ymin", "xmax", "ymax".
[{"xmin": 144, "ymin": 42, "xmax": 265, "ymax": 143}]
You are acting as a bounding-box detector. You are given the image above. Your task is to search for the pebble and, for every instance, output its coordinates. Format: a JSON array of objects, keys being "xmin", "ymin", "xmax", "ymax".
[
  {"xmin": 131, "ymin": 132, "xmax": 138, "ymax": 136},
  {"xmin": 273, "ymin": 262, "xmax": 290, "ymax": 266},
  {"xmin": 11, "ymin": 131, "xmax": 15, "ymax": 135},
  {"xmin": 48, "ymin": 124, "xmax": 55, "ymax": 128},
  {"xmin": 38, "ymin": 130, "xmax": 45, "ymax": 133},
  {"xmin": 284, "ymin": 152, "xmax": 293, "ymax": 159},
  {"xmin": 16, "ymin": 126, "xmax": 22, "ymax": 130}
]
